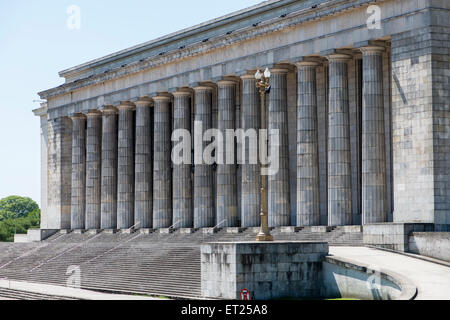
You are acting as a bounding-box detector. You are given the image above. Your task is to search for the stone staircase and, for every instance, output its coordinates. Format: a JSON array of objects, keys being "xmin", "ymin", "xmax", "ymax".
[
  {"xmin": 0, "ymin": 288, "xmax": 76, "ymax": 300},
  {"xmin": 0, "ymin": 228, "xmax": 362, "ymax": 299}
]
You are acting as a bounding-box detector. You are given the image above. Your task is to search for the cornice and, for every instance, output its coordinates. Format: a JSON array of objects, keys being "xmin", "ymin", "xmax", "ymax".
[{"xmin": 38, "ymin": 0, "xmax": 380, "ymax": 100}]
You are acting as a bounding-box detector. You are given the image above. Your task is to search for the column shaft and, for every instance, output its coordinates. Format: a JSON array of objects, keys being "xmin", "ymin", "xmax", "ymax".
[
  {"xmin": 70, "ymin": 114, "xmax": 86, "ymax": 230},
  {"xmin": 101, "ymin": 107, "xmax": 118, "ymax": 229},
  {"xmin": 117, "ymin": 103, "xmax": 135, "ymax": 229},
  {"xmin": 240, "ymin": 75, "xmax": 261, "ymax": 227},
  {"xmin": 268, "ymin": 69, "xmax": 291, "ymax": 227},
  {"xmin": 361, "ymin": 47, "xmax": 387, "ymax": 224},
  {"xmin": 296, "ymin": 63, "xmax": 320, "ymax": 226},
  {"xmin": 135, "ymin": 98, "xmax": 153, "ymax": 229},
  {"xmin": 85, "ymin": 111, "xmax": 102, "ymax": 230},
  {"xmin": 327, "ymin": 55, "xmax": 352, "ymax": 226},
  {"xmin": 153, "ymin": 96, "xmax": 172, "ymax": 228},
  {"xmin": 194, "ymin": 87, "xmax": 214, "ymax": 228},
  {"xmin": 173, "ymin": 92, "xmax": 193, "ymax": 228},
  {"xmin": 217, "ymin": 81, "xmax": 238, "ymax": 227}
]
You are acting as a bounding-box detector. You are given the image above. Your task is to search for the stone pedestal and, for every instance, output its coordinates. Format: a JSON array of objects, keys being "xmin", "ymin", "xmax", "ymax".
[
  {"xmin": 363, "ymin": 223, "xmax": 434, "ymax": 252},
  {"xmin": 201, "ymin": 241, "xmax": 328, "ymax": 300}
]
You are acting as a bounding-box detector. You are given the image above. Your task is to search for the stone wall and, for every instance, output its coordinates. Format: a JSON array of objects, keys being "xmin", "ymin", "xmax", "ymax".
[
  {"xmin": 409, "ymin": 232, "xmax": 450, "ymax": 262},
  {"xmin": 201, "ymin": 242, "xmax": 328, "ymax": 300}
]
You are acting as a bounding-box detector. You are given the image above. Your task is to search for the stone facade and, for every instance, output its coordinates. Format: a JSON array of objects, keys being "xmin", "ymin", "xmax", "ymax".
[{"xmin": 33, "ymin": 0, "xmax": 449, "ymax": 233}]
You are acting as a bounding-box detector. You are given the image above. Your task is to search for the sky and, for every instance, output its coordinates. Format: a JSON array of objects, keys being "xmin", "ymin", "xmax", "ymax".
[{"xmin": 0, "ymin": 0, "xmax": 263, "ymax": 206}]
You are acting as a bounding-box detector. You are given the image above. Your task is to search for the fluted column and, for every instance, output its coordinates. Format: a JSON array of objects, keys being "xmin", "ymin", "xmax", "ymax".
[
  {"xmin": 240, "ymin": 74, "xmax": 261, "ymax": 227},
  {"xmin": 173, "ymin": 90, "xmax": 193, "ymax": 228},
  {"xmin": 327, "ymin": 54, "xmax": 352, "ymax": 226},
  {"xmin": 153, "ymin": 95, "xmax": 172, "ymax": 229},
  {"xmin": 268, "ymin": 68, "xmax": 291, "ymax": 227},
  {"xmin": 70, "ymin": 113, "xmax": 86, "ymax": 230},
  {"xmin": 295, "ymin": 62, "xmax": 320, "ymax": 226},
  {"xmin": 194, "ymin": 86, "xmax": 214, "ymax": 228},
  {"xmin": 135, "ymin": 97, "xmax": 154, "ymax": 229},
  {"xmin": 101, "ymin": 106, "xmax": 118, "ymax": 230},
  {"xmin": 85, "ymin": 110, "xmax": 102, "ymax": 230},
  {"xmin": 361, "ymin": 46, "xmax": 387, "ymax": 224},
  {"xmin": 217, "ymin": 81, "xmax": 238, "ymax": 227},
  {"xmin": 117, "ymin": 102, "xmax": 135, "ymax": 229}
]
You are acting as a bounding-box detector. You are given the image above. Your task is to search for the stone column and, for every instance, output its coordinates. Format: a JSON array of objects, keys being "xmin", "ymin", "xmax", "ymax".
[
  {"xmin": 193, "ymin": 86, "xmax": 214, "ymax": 228},
  {"xmin": 173, "ymin": 90, "xmax": 193, "ymax": 228},
  {"xmin": 361, "ymin": 46, "xmax": 387, "ymax": 224},
  {"xmin": 85, "ymin": 110, "xmax": 102, "ymax": 230},
  {"xmin": 100, "ymin": 106, "xmax": 118, "ymax": 230},
  {"xmin": 70, "ymin": 113, "xmax": 86, "ymax": 230},
  {"xmin": 117, "ymin": 102, "xmax": 135, "ymax": 230},
  {"xmin": 217, "ymin": 81, "xmax": 238, "ymax": 227},
  {"xmin": 295, "ymin": 62, "xmax": 320, "ymax": 226},
  {"xmin": 240, "ymin": 74, "xmax": 261, "ymax": 227},
  {"xmin": 268, "ymin": 68, "xmax": 291, "ymax": 227},
  {"xmin": 135, "ymin": 97, "xmax": 154, "ymax": 229},
  {"xmin": 153, "ymin": 95, "xmax": 172, "ymax": 229},
  {"xmin": 327, "ymin": 54, "xmax": 352, "ymax": 226}
]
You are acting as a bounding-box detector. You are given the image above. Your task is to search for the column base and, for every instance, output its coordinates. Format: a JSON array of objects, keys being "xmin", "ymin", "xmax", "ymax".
[
  {"xmin": 279, "ymin": 227, "xmax": 302, "ymax": 233},
  {"xmin": 120, "ymin": 229, "xmax": 135, "ymax": 234},
  {"xmin": 60, "ymin": 229, "xmax": 71, "ymax": 235},
  {"xmin": 138, "ymin": 228, "xmax": 155, "ymax": 234},
  {"xmin": 202, "ymin": 228, "xmax": 220, "ymax": 234},
  {"xmin": 180, "ymin": 228, "xmax": 197, "ymax": 234},
  {"xmin": 302, "ymin": 226, "xmax": 333, "ymax": 233},
  {"xmin": 225, "ymin": 227, "xmax": 246, "ymax": 234},
  {"xmin": 72, "ymin": 229, "xmax": 86, "ymax": 235},
  {"xmin": 86, "ymin": 229, "xmax": 101, "ymax": 235},
  {"xmin": 159, "ymin": 228, "xmax": 175, "ymax": 234},
  {"xmin": 103, "ymin": 229, "xmax": 119, "ymax": 234}
]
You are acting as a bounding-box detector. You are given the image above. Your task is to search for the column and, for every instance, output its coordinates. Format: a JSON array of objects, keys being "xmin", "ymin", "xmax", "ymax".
[
  {"xmin": 268, "ymin": 68, "xmax": 291, "ymax": 227},
  {"xmin": 240, "ymin": 74, "xmax": 261, "ymax": 227},
  {"xmin": 361, "ymin": 46, "xmax": 387, "ymax": 224},
  {"xmin": 85, "ymin": 110, "xmax": 102, "ymax": 230},
  {"xmin": 193, "ymin": 86, "xmax": 214, "ymax": 228},
  {"xmin": 217, "ymin": 81, "xmax": 238, "ymax": 227},
  {"xmin": 135, "ymin": 97, "xmax": 153, "ymax": 229},
  {"xmin": 70, "ymin": 113, "xmax": 86, "ymax": 230},
  {"xmin": 101, "ymin": 106, "xmax": 118, "ymax": 230},
  {"xmin": 153, "ymin": 95, "xmax": 172, "ymax": 229},
  {"xmin": 173, "ymin": 90, "xmax": 193, "ymax": 228},
  {"xmin": 295, "ymin": 62, "xmax": 320, "ymax": 226},
  {"xmin": 327, "ymin": 54, "xmax": 352, "ymax": 226},
  {"xmin": 117, "ymin": 102, "xmax": 135, "ymax": 230}
]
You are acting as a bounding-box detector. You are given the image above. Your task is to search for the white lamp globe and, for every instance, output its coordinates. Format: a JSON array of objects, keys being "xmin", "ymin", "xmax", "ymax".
[
  {"xmin": 264, "ymin": 68, "xmax": 271, "ymax": 78},
  {"xmin": 255, "ymin": 70, "xmax": 262, "ymax": 80}
]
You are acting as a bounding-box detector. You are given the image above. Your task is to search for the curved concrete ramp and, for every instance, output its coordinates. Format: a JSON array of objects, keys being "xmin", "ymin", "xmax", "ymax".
[{"xmin": 329, "ymin": 247, "xmax": 450, "ymax": 300}]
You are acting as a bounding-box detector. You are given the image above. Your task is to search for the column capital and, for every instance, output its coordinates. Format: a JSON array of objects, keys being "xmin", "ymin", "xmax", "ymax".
[
  {"xmin": 294, "ymin": 61, "xmax": 320, "ymax": 68},
  {"xmin": 326, "ymin": 54, "xmax": 352, "ymax": 62},
  {"xmin": 269, "ymin": 68, "xmax": 289, "ymax": 74},
  {"xmin": 69, "ymin": 112, "xmax": 86, "ymax": 120},
  {"xmin": 117, "ymin": 101, "xmax": 136, "ymax": 110},
  {"xmin": 193, "ymin": 86, "xmax": 214, "ymax": 92},
  {"xmin": 100, "ymin": 105, "xmax": 118, "ymax": 114},
  {"xmin": 217, "ymin": 80, "xmax": 237, "ymax": 87},
  {"xmin": 172, "ymin": 89, "xmax": 192, "ymax": 97},
  {"xmin": 86, "ymin": 109, "xmax": 102, "ymax": 117},
  {"xmin": 135, "ymin": 97, "xmax": 154, "ymax": 107},
  {"xmin": 360, "ymin": 46, "xmax": 385, "ymax": 55}
]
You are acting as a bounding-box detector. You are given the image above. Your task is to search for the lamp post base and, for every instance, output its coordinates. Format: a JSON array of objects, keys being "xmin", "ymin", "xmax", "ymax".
[{"xmin": 256, "ymin": 233, "xmax": 274, "ymax": 242}]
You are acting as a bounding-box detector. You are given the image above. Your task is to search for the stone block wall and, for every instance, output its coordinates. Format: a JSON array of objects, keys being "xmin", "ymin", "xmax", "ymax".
[
  {"xmin": 391, "ymin": 23, "xmax": 450, "ymax": 230},
  {"xmin": 409, "ymin": 232, "xmax": 450, "ymax": 262},
  {"xmin": 201, "ymin": 241, "xmax": 328, "ymax": 300}
]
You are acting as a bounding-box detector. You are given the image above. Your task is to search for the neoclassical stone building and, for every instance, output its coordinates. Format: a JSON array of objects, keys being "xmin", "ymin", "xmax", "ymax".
[{"xmin": 34, "ymin": 0, "xmax": 450, "ymax": 234}]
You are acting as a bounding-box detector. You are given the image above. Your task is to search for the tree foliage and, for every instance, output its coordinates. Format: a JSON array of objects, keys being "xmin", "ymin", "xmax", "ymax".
[{"xmin": 0, "ymin": 196, "xmax": 41, "ymax": 242}]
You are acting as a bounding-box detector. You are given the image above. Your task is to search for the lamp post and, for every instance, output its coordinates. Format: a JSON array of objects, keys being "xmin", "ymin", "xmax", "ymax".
[{"xmin": 255, "ymin": 68, "xmax": 274, "ymax": 242}]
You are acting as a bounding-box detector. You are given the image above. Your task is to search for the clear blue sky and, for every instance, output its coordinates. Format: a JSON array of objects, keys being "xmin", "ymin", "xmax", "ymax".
[{"xmin": 0, "ymin": 0, "xmax": 263, "ymax": 206}]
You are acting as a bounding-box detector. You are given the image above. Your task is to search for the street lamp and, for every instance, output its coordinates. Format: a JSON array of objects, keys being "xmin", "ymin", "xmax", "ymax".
[{"xmin": 255, "ymin": 68, "xmax": 274, "ymax": 242}]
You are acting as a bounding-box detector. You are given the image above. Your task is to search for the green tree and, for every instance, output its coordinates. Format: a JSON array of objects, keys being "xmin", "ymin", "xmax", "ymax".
[
  {"xmin": 0, "ymin": 196, "xmax": 39, "ymax": 221},
  {"xmin": 0, "ymin": 196, "xmax": 41, "ymax": 242}
]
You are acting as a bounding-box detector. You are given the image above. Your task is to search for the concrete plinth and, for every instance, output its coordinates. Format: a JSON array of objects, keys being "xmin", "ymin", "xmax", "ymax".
[
  {"xmin": 364, "ymin": 223, "xmax": 434, "ymax": 252},
  {"xmin": 201, "ymin": 241, "xmax": 328, "ymax": 300}
]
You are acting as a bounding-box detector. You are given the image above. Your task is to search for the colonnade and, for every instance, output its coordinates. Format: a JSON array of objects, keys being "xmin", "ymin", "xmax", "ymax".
[{"xmin": 66, "ymin": 46, "xmax": 389, "ymax": 230}]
